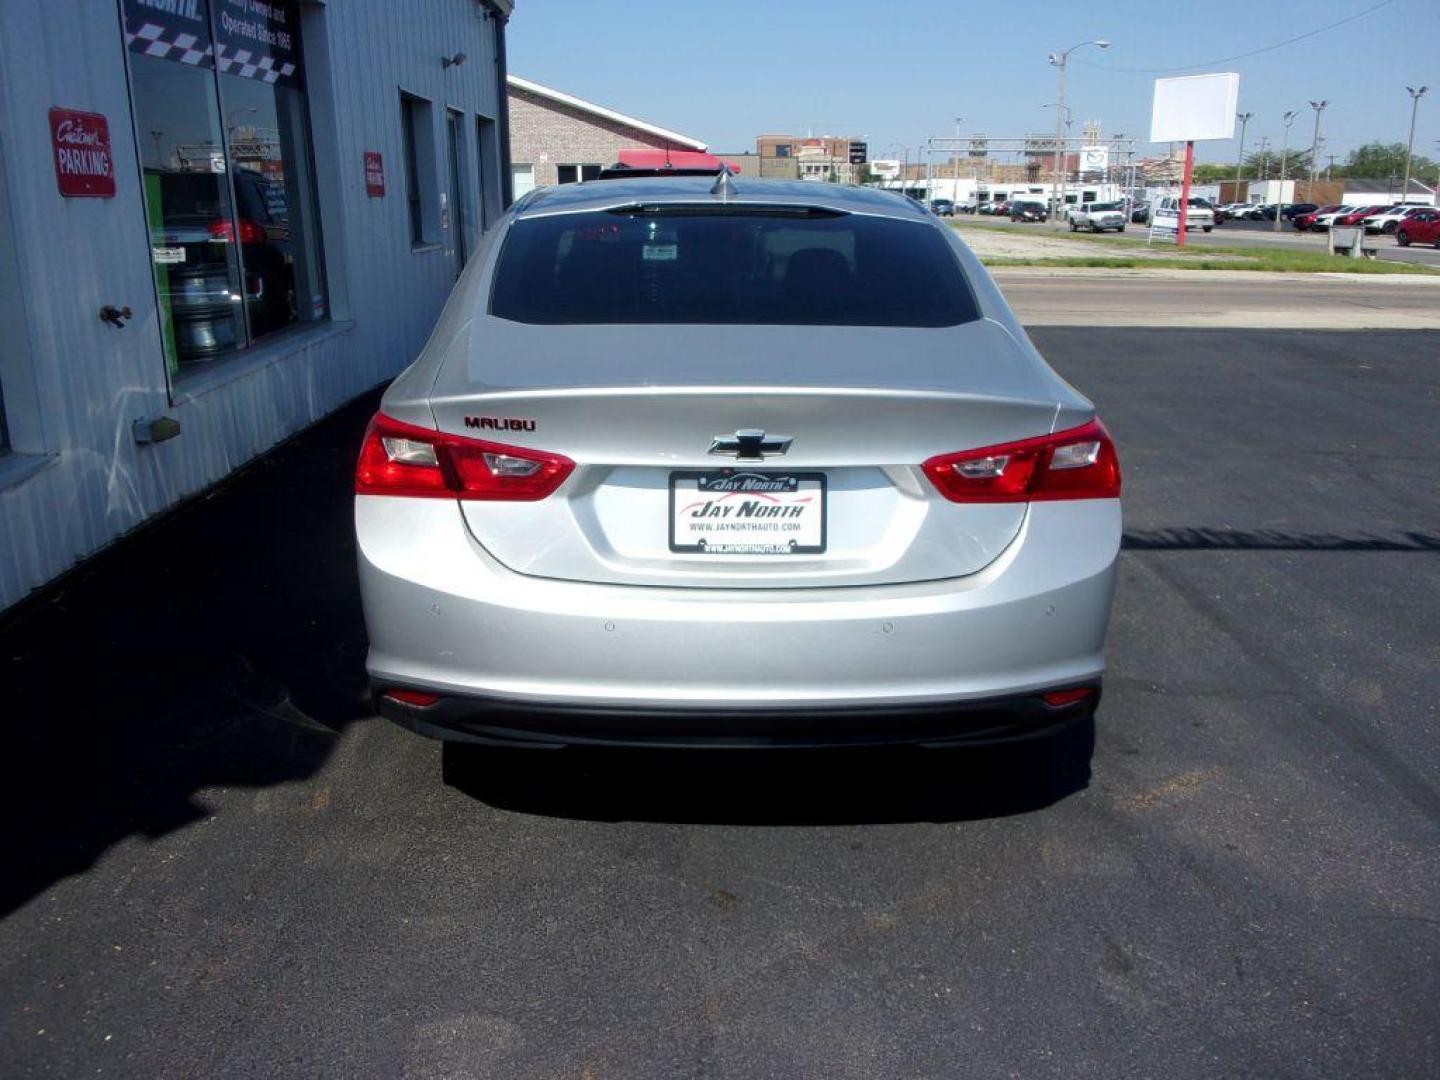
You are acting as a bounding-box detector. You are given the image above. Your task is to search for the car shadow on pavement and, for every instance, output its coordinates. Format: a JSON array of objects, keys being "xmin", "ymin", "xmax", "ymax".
[
  {"xmin": 0, "ymin": 391, "xmax": 382, "ymax": 917},
  {"xmin": 441, "ymin": 717, "xmax": 1095, "ymax": 825}
]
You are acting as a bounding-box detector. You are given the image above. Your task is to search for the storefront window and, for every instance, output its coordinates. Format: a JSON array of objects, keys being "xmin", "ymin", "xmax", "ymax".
[
  {"xmin": 556, "ymin": 164, "xmax": 601, "ymax": 185},
  {"xmin": 123, "ymin": 0, "xmax": 326, "ymax": 381}
]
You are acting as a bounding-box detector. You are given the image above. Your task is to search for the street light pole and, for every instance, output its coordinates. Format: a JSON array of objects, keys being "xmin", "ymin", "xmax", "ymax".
[
  {"xmin": 1275, "ymin": 110, "xmax": 1296, "ymax": 233},
  {"xmin": 1048, "ymin": 38, "xmax": 1110, "ymax": 221},
  {"xmin": 1307, "ymin": 100, "xmax": 1327, "ymax": 185},
  {"xmin": 1234, "ymin": 111, "xmax": 1253, "ymax": 201},
  {"xmin": 1403, "ymin": 86, "xmax": 1428, "ymax": 201}
]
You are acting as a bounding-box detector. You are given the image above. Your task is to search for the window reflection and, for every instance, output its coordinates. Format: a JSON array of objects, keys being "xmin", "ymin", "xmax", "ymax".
[
  {"xmin": 132, "ymin": 50, "xmax": 246, "ymax": 373},
  {"xmin": 125, "ymin": 0, "xmax": 325, "ymax": 379}
]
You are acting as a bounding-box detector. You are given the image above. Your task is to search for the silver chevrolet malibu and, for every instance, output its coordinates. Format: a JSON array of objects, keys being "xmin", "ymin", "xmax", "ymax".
[{"xmin": 356, "ymin": 176, "xmax": 1120, "ymax": 750}]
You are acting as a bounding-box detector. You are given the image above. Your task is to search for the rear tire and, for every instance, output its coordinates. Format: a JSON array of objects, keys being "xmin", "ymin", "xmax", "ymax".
[
  {"xmin": 1397, "ymin": 230, "xmax": 1411, "ymax": 247},
  {"xmin": 1116, "ymin": 226, "xmax": 1125, "ymax": 232},
  {"xmin": 1384, "ymin": 221, "xmax": 1398, "ymax": 234},
  {"xmin": 1202, "ymin": 226, "xmax": 1213, "ymax": 233}
]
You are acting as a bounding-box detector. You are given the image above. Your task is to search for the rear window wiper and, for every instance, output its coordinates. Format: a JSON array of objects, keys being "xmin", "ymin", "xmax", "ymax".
[{"xmin": 603, "ymin": 203, "xmax": 847, "ymax": 219}]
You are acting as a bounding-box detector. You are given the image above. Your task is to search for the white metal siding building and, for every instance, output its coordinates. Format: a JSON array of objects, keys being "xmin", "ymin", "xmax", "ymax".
[{"xmin": 0, "ymin": 0, "xmax": 513, "ymax": 612}]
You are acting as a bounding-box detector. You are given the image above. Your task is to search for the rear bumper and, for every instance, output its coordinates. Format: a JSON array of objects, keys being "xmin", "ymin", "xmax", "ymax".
[
  {"xmin": 358, "ymin": 497, "xmax": 1120, "ymax": 716},
  {"xmin": 374, "ymin": 685, "xmax": 1100, "ymax": 749}
]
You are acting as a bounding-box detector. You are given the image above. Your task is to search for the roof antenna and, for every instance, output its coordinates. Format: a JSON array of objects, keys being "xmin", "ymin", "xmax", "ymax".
[{"xmin": 711, "ymin": 167, "xmax": 736, "ymax": 200}]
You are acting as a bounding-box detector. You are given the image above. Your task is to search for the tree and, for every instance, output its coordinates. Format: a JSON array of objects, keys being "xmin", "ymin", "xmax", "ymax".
[
  {"xmin": 1192, "ymin": 163, "xmax": 1234, "ymax": 183},
  {"xmin": 1242, "ymin": 148, "xmax": 1313, "ymax": 180},
  {"xmin": 1340, "ymin": 141, "xmax": 1436, "ymax": 180}
]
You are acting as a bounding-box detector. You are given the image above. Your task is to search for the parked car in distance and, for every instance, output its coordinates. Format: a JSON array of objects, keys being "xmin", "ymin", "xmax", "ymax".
[
  {"xmin": 1068, "ymin": 201, "xmax": 1127, "ymax": 233},
  {"xmin": 1335, "ymin": 205, "xmax": 1389, "ymax": 228},
  {"xmin": 1130, "ymin": 202, "xmax": 1151, "ymax": 224},
  {"xmin": 956, "ymin": 199, "xmax": 978, "ymax": 214},
  {"xmin": 1010, "ymin": 200, "xmax": 1048, "ymax": 222},
  {"xmin": 356, "ymin": 176, "xmax": 1122, "ymax": 756},
  {"xmin": 930, "ymin": 198, "xmax": 955, "ymax": 217},
  {"xmin": 992, "ymin": 200, "xmax": 1014, "ymax": 218},
  {"xmin": 976, "ymin": 201, "xmax": 998, "ymax": 215},
  {"xmin": 1395, "ymin": 208, "xmax": 1440, "ymax": 247},
  {"xmin": 1293, "ymin": 204, "xmax": 1343, "ymax": 231},
  {"xmin": 1149, "ymin": 196, "xmax": 1214, "ymax": 232},
  {"xmin": 1363, "ymin": 204, "xmax": 1428, "ymax": 234},
  {"xmin": 1308, "ymin": 205, "xmax": 1357, "ymax": 231}
]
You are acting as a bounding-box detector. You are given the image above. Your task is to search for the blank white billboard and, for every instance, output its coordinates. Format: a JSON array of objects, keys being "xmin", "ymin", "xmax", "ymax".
[{"xmin": 1150, "ymin": 73, "xmax": 1241, "ymax": 143}]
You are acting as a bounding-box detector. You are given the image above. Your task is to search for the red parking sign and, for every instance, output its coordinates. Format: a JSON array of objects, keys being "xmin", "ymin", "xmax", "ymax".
[
  {"xmin": 50, "ymin": 108, "xmax": 116, "ymax": 198},
  {"xmin": 364, "ymin": 151, "xmax": 385, "ymax": 197}
]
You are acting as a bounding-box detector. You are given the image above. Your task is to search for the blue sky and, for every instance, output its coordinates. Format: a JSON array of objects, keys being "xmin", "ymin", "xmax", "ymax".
[{"xmin": 508, "ymin": 0, "xmax": 1439, "ymax": 168}]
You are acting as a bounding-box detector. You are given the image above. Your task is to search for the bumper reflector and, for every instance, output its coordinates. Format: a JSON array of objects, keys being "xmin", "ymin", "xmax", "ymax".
[
  {"xmin": 1041, "ymin": 688, "xmax": 1096, "ymax": 708},
  {"xmin": 382, "ymin": 688, "xmax": 442, "ymax": 708}
]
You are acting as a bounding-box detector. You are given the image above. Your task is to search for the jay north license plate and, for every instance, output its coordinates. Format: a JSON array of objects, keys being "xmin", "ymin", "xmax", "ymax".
[{"xmin": 669, "ymin": 471, "xmax": 826, "ymax": 554}]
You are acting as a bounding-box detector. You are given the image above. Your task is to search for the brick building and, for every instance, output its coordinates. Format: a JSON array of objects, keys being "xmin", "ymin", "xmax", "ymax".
[
  {"xmin": 757, "ymin": 134, "xmax": 865, "ymax": 183},
  {"xmin": 507, "ymin": 75, "xmax": 707, "ymax": 194}
]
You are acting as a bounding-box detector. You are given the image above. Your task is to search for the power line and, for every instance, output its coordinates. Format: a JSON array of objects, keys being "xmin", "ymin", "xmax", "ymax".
[{"xmin": 1074, "ymin": 0, "xmax": 1398, "ymax": 75}]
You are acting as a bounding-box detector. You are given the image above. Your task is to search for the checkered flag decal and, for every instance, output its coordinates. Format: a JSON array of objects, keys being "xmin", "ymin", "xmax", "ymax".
[
  {"xmin": 126, "ymin": 23, "xmax": 298, "ymax": 86},
  {"xmin": 216, "ymin": 45, "xmax": 297, "ymax": 85},
  {"xmin": 125, "ymin": 22, "xmax": 212, "ymax": 66}
]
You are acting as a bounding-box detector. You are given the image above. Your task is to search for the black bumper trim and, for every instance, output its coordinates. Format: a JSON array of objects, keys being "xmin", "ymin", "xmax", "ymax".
[{"xmin": 372, "ymin": 684, "xmax": 1101, "ymax": 750}]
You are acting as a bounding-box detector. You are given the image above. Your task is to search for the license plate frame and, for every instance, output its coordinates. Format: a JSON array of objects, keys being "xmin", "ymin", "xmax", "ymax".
[{"xmin": 668, "ymin": 470, "xmax": 827, "ymax": 555}]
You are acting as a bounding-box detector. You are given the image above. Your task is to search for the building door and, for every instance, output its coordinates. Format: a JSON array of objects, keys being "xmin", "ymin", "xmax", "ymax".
[{"xmin": 446, "ymin": 109, "xmax": 467, "ymax": 277}]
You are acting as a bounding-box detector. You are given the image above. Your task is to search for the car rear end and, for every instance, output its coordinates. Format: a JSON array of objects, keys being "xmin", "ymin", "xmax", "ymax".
[
  {"xmin": 1089, "ymin": 204, "xmax": 1126, "ymax": 231},
  {"xmin": 356, "ymin": 179, "xmax": 1121, "ymax": 749}
]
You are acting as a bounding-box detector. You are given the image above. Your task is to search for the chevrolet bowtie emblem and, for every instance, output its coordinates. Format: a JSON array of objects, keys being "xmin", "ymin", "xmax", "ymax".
[{"xmin": 708, "ymin": 429, "xmax": 793, "ymax": 460}]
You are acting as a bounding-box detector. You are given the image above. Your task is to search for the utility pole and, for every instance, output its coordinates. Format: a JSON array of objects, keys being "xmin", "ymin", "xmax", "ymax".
[
  {"xmin": 1256, "ymin": 136, "xmax": 1270, "ymax": 180},
  {"xmin": 1307, "ymin": 100, "xmax": 1328, "ymax": 185},
  {"xmin": 1234, "ymin": 111, "xmax": 1253, "ymax": 201},
  {"xmin": 1403, "ymin": 86, "xmax": 1428, "ymax": 201},
  {"xmin": 1275, "ymin": 110, "xmax": 1296, "ymax": 232},
  {"xmin": 1047, "ymin": 37, "xmax": 1110, "ymax": 220}
]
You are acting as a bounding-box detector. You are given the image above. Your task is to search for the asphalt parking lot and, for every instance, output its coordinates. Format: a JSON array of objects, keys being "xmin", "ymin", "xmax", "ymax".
[{"xmin": 2, "ymin": 327, "xmax": 1438, "ymax": 1078}]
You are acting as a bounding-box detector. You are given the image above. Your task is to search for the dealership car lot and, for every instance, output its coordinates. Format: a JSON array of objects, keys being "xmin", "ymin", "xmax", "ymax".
[{"xmin": 2, "ymin": 325, "xmax": 1437, "ymax": 1079}]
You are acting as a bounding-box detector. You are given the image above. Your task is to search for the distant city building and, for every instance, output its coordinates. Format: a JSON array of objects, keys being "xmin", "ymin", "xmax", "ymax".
[
  {"xmin": 507, "ymin": 75, "xmax": 707, "ymax": 194},
  {"xmin": 756, "ymin": 134, "xmax": 865, "ymax": 183},
  {"xmin": 717, "ymin": 152, "xmax": 762, "ymax": 177}
]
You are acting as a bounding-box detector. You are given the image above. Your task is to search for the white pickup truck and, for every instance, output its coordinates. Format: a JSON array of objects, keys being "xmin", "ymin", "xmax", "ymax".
[
  {"xmin": 1148, "ymin": 195, "xmax": 1215, "ymax": 233},
  {"xmin": 1067, "ymin": 201, "xmax": 1127, "ymax": 233}
]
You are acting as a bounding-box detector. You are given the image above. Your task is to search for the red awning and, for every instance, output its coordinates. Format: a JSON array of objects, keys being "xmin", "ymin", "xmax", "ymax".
[{"xmin": 616, "ymin": 149, "xmax": 737, "ymax": 173}]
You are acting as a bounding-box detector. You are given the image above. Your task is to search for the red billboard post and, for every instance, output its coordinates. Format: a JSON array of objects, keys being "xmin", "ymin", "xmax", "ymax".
[{"xmin": 1150, "ymin": 73, "xmax": 1240, "ymax": 249}]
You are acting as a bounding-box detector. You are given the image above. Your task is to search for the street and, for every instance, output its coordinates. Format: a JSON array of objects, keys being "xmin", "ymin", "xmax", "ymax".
[
  {"xmin": 958, "ymin": 214, "xmax": 1440, "ymax": 269},
  {"xmin": 2, "ymin": 319, "xmax": 1438, "ymax": 1078},
  {"xmin": 993, "ymin": 268, "xmax": 1440, "ymax": 328}
]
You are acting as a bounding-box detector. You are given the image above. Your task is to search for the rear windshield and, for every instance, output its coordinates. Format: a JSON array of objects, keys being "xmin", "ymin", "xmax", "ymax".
[{"xmin": 489, "ymin": 208, "xmax": 980, "ymax": 327}]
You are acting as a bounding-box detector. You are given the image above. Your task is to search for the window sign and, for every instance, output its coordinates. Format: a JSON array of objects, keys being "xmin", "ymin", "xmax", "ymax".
[
  {"xmin": 212, "ymin": 0, "xmax": 301, "ymax": 86},
  {"xmin": 123, "ymin": 0, "xmax": 326, "ymax": 381},
  {"xmin": 364, "ymin": 151, "xmax": 385, "ymax": 197},
  {"xmin": 49, "ymin": 108, "xmax": 117, "ymax": 198}
]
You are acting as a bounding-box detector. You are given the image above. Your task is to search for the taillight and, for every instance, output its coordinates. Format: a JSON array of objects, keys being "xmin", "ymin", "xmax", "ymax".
[
  {"xmin": 355, "ymin": 412, "xmax": 574, "ymax": 501},
  {"xmin": 209, "ymin": 218, "xmax": 267, "ymax": 243},
  {"xmin": 922, "ymin": 418, "xmax": 1121, "ymax": 503}
]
